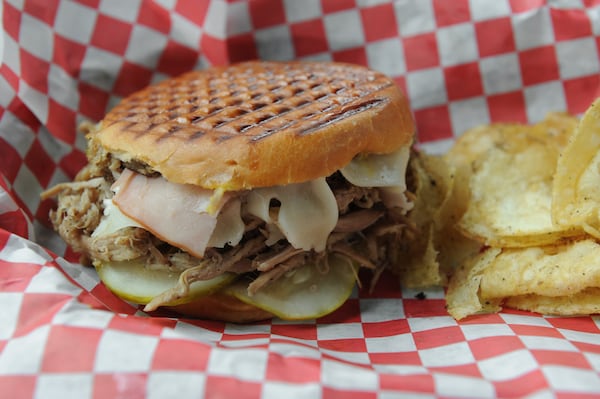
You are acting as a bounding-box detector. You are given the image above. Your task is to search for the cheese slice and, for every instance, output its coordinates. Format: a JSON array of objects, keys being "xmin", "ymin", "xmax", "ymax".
[
  {"xmin": 341, "ymin": 145, "xmax": 412, "ymax": 210},
  {"xmin": 340, "ymin": 145, "xmax": 410, "ymax": 188},
  {"xmin": 246, "ymin": 178, "xmax": 338, "ymax": 252},
  {"xmin": 92, "ymin": 198, "xmax": 142, "ymax": 239},
  {"xmin": 207, "ymin": 198, "xmax": 245, "ymax": 248}
]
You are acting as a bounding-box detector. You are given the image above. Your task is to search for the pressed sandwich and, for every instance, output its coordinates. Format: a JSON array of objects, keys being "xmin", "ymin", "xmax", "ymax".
[{"xmin": 43, "ymin": 61, "xmax": 416, "ymax": 322}]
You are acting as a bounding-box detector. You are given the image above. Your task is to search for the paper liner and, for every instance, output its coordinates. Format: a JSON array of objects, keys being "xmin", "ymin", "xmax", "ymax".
[{"xmin": 1, "ymin": 1, "xmax": 600, "ymax": 397}]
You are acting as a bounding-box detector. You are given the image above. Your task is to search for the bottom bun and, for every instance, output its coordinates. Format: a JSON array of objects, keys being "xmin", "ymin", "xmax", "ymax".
[{"xmin": 165, "ymin": 292, "xmax": 274, "ymax": 323}]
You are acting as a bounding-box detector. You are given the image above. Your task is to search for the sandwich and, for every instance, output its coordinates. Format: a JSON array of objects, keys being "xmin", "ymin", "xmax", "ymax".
[{"xmin": 42, "ymin": 61, "xmax": 416, "ymax": 322}]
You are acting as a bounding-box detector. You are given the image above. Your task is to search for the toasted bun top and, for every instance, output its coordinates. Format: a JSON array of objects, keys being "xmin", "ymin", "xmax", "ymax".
[{"xmin": 95, "ymin": 61, "xmax": 414, "ymax": 190}]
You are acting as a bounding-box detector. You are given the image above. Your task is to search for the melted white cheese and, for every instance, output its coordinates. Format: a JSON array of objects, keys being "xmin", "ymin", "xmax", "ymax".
[
  {"xmin": 92, "ymin": 198, "xmax": 142, "ymax": 239},
  {"xmin": 341, "ymin": 145, "xmax": 410, "ymax": 187},
  {"xmin": 207, "ymin": 198, "xmax": 245, "ymax": 248},
  {"xmin": 246, "ymin": 178, "xmax": 339, "ymax": 252},
  {"xmin": 341, "ymin": 145, "xmax": 412, "ymax": 210}
]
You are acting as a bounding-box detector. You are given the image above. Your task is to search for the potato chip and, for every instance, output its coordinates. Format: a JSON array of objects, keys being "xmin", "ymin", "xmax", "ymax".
[
  {"xmin": 439, "ymin": 108, "xmax": 600, "ymax": 320},
  {"xmin": 479, "ymin": 238, "xmax": 600, "ymax": 299},
  {"xmin": 446, "ymin": 112, "xmax": 577, "ymax": 170},
  {"xmin": 408, "ymin": 152, "xmax": 451, "ymax": 227},
  {"xmin": 435, "ymin": 222, "xmax": 482, "ymax": 278},
  {"xmin": 529, "ymin": 111, "xmax": 578, "ymax": 153},
  {"xmin": 393, "ymin": 151, "xmax": 453, "ymax": 287},
  {"xmin": 505, "ymin": 287, "xmax": 600, "ymax": 316},
  {"xmin": 397, "ymin": 224, "xmax": 443, "ymax": 287},
  {"xmin": 451, "ymin": 115, "xmax": 582, "ymax": 247},
  {"xmin": 553, "ymin": 98, "xmax": 600, "ymax": 231},
  {"xmin": 446, "ymin": 238, "xmax": 600, "ymax": 319},
  {"xmin": 445, "ymin": 114, "xmax": 577, "ymax": 227},
  {"xmin": 445, "ymin": 247, "xmax": 502, "ymax": 320},
  {"xmin": 435, "ymin": 159, "xmax": 482, "ymax": 276}
]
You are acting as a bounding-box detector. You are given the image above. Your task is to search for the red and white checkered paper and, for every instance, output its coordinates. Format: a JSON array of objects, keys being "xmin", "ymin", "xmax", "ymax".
[{"xmin": 2, "ymin": 0, "xmax": 600, "ymax": 397}]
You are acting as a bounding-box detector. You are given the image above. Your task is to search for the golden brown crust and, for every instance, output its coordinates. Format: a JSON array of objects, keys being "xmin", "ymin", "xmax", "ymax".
[
  {"xmin": 95, "ymin": 61, "xmax": 414, "ymax": 190},
  {"xmin": 166, "ymin": 292, "xmax": 273, "ymax": 323}
]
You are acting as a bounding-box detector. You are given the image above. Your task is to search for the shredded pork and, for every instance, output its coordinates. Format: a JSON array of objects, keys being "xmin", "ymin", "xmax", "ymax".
[{"xmin": 45, "ymin": 135, "xmax": 414, "ymax": 311}]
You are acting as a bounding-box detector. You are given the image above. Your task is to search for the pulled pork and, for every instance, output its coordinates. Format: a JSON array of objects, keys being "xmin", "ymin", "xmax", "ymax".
[{"xmin": 44, "ymin": 136, "xmax": 415, "ymax": 311}]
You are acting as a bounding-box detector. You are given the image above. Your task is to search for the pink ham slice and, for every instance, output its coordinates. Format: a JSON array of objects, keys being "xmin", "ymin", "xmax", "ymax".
[{"xmin": 111, "ymin": 169, "xmax": 229, "ymax": 258}]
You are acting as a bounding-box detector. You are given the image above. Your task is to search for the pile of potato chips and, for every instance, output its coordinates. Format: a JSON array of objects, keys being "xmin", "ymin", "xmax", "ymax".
[{"xmin": 399, "ymin": 98, "xmax": 600, "ymax": 319}]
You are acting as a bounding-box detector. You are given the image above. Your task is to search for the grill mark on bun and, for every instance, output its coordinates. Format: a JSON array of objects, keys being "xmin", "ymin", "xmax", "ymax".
[
  {"xmin": 299, "ymin": 97, "xmax": 389, "ymax": 136},
  {"xmin": 111, "ymin": 66, "xmax": 392, "ymax": 142},
  {"xmin": 96, "ymin": 61, "xmax": 414, "ymax": 189},
  {"xmin": 118, "ymin": 76, "xmax": 383, "ymax": 142},
  {"xmin": 135, "ymin": 83, "xmax": 390, "ymax": 143},
  {"xmin": 189, "ymin": 130, "xmax": 206, "ymax": 140}
]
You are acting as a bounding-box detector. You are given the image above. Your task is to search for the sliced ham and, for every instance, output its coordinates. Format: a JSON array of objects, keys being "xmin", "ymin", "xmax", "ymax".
[{"xmin": 111, "ymin": 169, "xmax": 231, "ymax": 258}]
